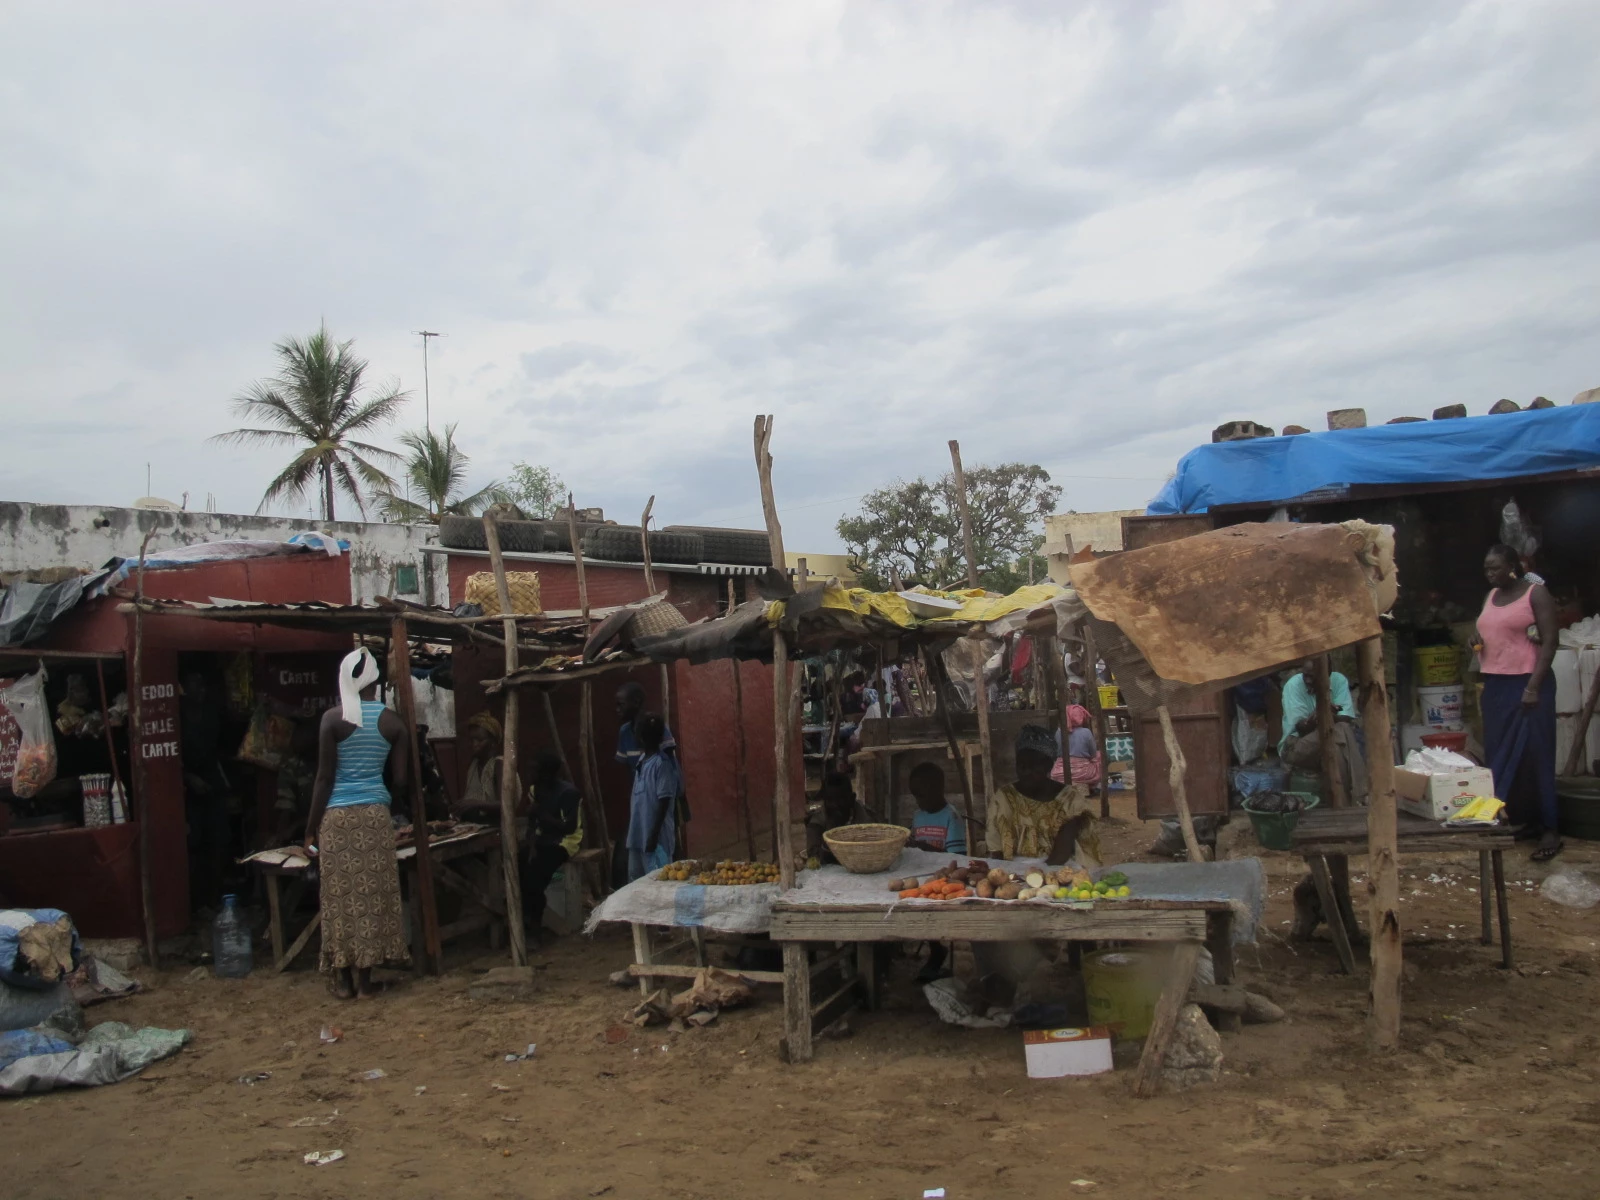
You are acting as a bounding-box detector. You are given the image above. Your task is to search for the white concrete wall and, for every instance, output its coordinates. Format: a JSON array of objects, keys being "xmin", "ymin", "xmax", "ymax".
[{"xmin": 0, "ymin": 502, "xmax": 448, "ymax": 608}]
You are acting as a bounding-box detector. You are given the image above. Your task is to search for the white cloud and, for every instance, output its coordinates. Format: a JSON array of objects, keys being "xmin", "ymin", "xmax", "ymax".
[{"xmin": 2, "ymin": 0, "xmax": 1597, "ymax": 544}]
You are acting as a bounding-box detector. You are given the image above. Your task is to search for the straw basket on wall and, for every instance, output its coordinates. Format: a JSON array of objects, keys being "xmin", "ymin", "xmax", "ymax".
[
  {"xmin": 823, "ymin": 823, "xmax": 909, "ymax": 874},
  {"xmin": 629, "ymin": 599, "xmax": 688, "ymax": 636},
  {"xmin": 465, "ymin": 571, "xmax": 542, "ymax": 616}
]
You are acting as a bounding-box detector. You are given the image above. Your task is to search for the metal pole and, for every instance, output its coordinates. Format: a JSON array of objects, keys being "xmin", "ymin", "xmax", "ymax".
[{"xmin": 415, "ymin": 330, "xmax": 442, "ymax": 432}]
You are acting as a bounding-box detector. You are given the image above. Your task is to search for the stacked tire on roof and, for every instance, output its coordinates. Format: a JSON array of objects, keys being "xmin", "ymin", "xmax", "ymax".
[{"xmin": 436, "ymin": 516, "xmax": 771, "ymax": 567}]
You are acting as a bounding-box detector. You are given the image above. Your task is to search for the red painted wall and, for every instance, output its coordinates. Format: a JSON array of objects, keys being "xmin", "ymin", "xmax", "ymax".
[
  {"xmin": 446, "ymin": 552, "xmax": 800, "ymax": 861},
  {"xmin": 0, "ymin": 552, "xmax": 352, "ymax": 938}
]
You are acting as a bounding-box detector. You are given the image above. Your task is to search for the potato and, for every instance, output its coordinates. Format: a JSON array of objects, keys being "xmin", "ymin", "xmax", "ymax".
[
  {"xmin": 1016, "ymin": 887, "xmax": 1037, "ymax": 901},
  {"xmin": 968, "ymin": 859, "xmax": 989, "ymax": 872},
  {"xmin": 976, "ymin": 881, "xmax": 994, "ymax": 899},
  {"xmin": 994, "ymin": 883, "xmax": 1022, "ymax": 901},
  {"xmin": 986, "ymin": 868, "xmax": 1009, "ymax": 887},
  {"xmin": 887, "ymin": 878, "xmax": 906, "ymax": 892}
]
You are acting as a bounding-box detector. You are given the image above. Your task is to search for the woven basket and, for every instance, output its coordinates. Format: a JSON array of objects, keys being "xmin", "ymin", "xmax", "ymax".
[
  {"xmin": 465, "ymin": 571, "xmax": 542, "ymax": 616},
  {"xmin": 823, "ymin": 823, "xmax": 909, "ymax": 874},
  {"xmin": 629, "ymin": 599, "xmax": 688, "ymax": 637}
]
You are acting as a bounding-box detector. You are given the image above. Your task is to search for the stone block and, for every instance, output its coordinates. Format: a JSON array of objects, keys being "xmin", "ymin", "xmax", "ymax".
[
  {"xmin": 1386, "ymin": 417, "xmax": 1424, "ymax": 424},
  {"xmin": 1528, "ymin": 396, "xmax": 1555, "ymax": 409},
  {"xmin": 1431, "ymin": 403, "xmax": 1468, "ymax": 420},
  {"xmin": 1282, "ymin": 424, "xmax": 1310, "ymax": 435},
  {"xmin": 1326, "ymin": 408, "xmax": 1366, "ymax": 430},
  {"xmin": 1570, "ymin": 387, "xmax": 1599, "ymax": 405},
  {"xmin": 1488, "ymin": 398, "xmax": 1521, "ymax": 414},
  {"xmin": 1161, "ymin": 1003, "xmax": 1223, "ymax": 1090},
  {"xmin": 1211, "ymin": 420, "xmax": 1275, "ymax": 443},
  {"xmin": 81, "ymin": 938, "xmax": 145, "ymax": 972}
]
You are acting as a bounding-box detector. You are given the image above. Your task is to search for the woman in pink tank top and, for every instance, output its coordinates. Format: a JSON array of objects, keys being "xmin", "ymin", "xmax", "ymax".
[{"xmin": 1477, "ymin": 544, "xmax": 1560, "ymax": 860}]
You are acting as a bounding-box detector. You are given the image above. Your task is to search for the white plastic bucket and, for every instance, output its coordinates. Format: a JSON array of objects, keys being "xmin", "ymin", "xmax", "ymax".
[{"xmin": 1418, "ymin": 684, "xmax": 1464, "ymax": 728}]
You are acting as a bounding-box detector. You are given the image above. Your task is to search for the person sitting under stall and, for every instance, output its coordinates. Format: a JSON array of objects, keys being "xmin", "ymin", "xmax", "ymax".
[
  {"xmin": 986, "ymin": 724, "xmax": 1102, "ymax": 866},
  {"xmin": 907, "ymin": 761, "xmax": 966, "ymax": 983},
  {"xmin": 805, "ymin": 769, "xmax": 869, "ymax": 864},
  {"xmin": 457, "ymin": 711, "xmax": 522, "ymax": 826},
  {"xmin": 522, "ymin": 751, "xmax": 584, "ymax": 942},
  {"xmin": 1279, "ymin": 659, "xmax": 1369, "ymax": 806},
  {"xmin": 624, "ymin": 714, "xmax": 681, "ymax": 883}
]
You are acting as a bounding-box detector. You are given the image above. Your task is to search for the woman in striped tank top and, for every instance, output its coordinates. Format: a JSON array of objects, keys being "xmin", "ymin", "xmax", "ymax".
[{"xmin": 305, "ymin": 648, "xmax": 412, "ymax": 998}]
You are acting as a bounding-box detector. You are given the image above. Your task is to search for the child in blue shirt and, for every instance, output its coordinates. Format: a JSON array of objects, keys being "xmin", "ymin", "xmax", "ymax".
[
  {"xmin": 907, "ymin": 762, "xmax": 964, "ymax": 982},
  {"xmin": 908, "ymin": 762, "xmax": 967, "ymax": 855}
]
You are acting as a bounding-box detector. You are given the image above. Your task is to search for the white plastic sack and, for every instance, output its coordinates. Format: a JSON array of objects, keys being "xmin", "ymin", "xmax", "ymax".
[
  {"xmin": 0, "ymin": 671, "xmax": 56, "ymax": 798},
  {"xmin": 1541, "ymin": 870, "xmax": 1600, "ymax": 909},
  {"xmin": 1231, "ymin": 705, "xmax": 1268, "ymax": 766}
]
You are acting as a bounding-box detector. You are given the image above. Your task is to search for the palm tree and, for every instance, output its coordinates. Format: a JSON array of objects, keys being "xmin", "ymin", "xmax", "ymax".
[
  {"xmin": 212, "ymin": 326, "xmax": 407, "ymax": 521},
  {"xmin": 376, "ymin": 424, "xmax": 508, "ymax": 524}
]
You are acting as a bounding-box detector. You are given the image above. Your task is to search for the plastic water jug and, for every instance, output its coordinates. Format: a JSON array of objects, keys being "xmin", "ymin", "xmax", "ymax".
[{"xmin": 212, "ymin": 894, "xmax": 254, "ymax": 978}]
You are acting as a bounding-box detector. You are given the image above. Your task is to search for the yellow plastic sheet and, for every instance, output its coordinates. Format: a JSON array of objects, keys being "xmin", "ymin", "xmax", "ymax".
[{"xmin": 769, "ymin": 582, "xmax": 1066, "ymax": 630}]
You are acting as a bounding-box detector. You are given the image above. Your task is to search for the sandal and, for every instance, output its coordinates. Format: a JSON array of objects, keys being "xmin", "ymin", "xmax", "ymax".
[{"xmin": 1531, "ymin": 839, "xmax": 1564, "ymax": 863}]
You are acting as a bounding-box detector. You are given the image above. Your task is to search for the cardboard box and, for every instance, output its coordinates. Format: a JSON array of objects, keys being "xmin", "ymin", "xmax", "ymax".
[
  {"xmin": 1022, "ymin": 1026, "xmax": 1114, "ymax": 1078},
  {"xmin": 1394, "ymin": 766, "xmax": 1496, "ymax": 822}
]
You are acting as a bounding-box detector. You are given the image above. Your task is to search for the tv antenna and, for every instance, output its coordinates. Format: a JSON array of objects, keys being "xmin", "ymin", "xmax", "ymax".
[{"xmin": 414, "ymin": 330, "xmax": 444, "ymax": 430}]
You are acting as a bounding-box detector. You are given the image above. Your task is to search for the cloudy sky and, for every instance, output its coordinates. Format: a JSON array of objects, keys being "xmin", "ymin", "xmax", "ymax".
[{"xmin": 4, "ymin": 1, "xmax": 1598, "ymax": 551}]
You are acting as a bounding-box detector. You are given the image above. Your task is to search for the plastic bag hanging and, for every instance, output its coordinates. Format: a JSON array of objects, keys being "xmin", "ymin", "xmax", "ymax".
[{"xmin": 0, "ymin": 670, "xmax": 58, "ymax": 799}]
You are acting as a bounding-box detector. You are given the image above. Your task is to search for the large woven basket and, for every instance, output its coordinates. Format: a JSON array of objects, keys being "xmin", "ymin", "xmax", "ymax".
[
  {"xmin": 629, "ymin": 599, "xmax": 688, "ymax": 637},
  {"xmin": 823, "ymin": 823, "xmax": 909, "ymax": 874},
  {"xmin": 465, "ymin": 571, "xmax": 542, "ymax": 616}
]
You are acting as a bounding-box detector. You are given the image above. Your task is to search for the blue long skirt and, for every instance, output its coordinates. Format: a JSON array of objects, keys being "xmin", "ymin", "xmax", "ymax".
[{"xmin": 1481, "ymin": 673, "xmax": 1557, "ymax": 833}]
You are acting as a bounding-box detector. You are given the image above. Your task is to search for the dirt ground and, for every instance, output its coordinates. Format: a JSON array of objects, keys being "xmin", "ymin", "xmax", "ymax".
[{"xmin": 8, "ymin": 793, "xmax": 1600, "ymax": 1200}]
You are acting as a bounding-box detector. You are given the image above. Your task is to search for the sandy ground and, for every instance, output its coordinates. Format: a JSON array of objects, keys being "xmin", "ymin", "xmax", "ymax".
[{"xmin": 8, "ymin": 794, "xmax": 1600, "ymax": 1200}]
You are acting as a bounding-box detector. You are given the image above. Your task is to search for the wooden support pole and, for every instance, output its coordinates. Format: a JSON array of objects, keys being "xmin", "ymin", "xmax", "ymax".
[
  {"xmin": 725, "ymin": 580, "xmax": 756, "ymax": 860},
  {"xmin": 1156, "ymin": 705, "xmax": 1206, "ymax": 864},
  {"xmin": 948, "ymin": 439, "xmax": 996, "ymax": 812},
  {"xmin": 639, "ymin": 495, "xmax": 656, "ymax": 595},
  {"xmin": 1045, "ymin": 633, "xmax": 1074, "ymax": 789},
  {"xmin": 482, "ymin": 515, "xmax": 528, "ymax": 966},
  {"xmin": 566, "ymin": 499, "xmax": 590, "ymax": 619},
  {"xmin": 754, "ymin": 415, "xmax": 796, "ymax": 886},
  {"xmin": 389, "ymin": 616, "xmax": 443, "ymax": 972},
  {"xmin": 1562, "ymin": 660, "xmax": 1600, "ymax": 777},
  {"xmin": 130, "ymin": 528, "xmax": 159, "ymax": 968},
  {"xmin": 1082, "ymin": 625, "xmax": 1112, "ymax": 818},
  {"xmin": 1132, "ymin": 940, "xmax": 1202, "ymax": 1098},
  {"xmin": 923, "ymin": 646, "xmax": 981, "ymax": 852},
  {"xmin": 1312, "ymin": 654, "xmax": 1349, "ymax": 808},
  {"xmin": 1357, "ymin": 635, "xmax": 1401, "ymax": 1051}
]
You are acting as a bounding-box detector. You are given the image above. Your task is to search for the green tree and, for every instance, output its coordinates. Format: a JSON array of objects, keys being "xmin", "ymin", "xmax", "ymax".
[
  {"xmin": 505, "ymin": 462, "xmax": 566, "ymax": 518},
  {"xmin": 212, "ymin": 326, "xmax": 406, "ymax": 520},
  {"xmin": 376, "ymin": 424, "xmax": 508, "ymax": 524},
  {"xmin": 837, "ymin": 462, "xmax": 1062, "ymax": 593}
]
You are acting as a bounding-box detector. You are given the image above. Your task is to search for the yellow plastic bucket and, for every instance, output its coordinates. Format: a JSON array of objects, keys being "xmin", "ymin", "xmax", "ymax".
[
  {"xmin": 1082, "ymin": 949, "xmax": 1166, "ymax": 1040},
  {"xmin": 1413, "ymin": 645, "xmax": 1460, "ymax": 686},
  {"xmin": 1097, "ymin": 684, "xmax": 1122, "ymax": 710}
]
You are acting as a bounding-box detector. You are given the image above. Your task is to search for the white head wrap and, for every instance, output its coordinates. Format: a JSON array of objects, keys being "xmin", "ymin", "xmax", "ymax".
[{"xmin": 339, "ymin": 647, "xmax": 381, "ymax": 726}]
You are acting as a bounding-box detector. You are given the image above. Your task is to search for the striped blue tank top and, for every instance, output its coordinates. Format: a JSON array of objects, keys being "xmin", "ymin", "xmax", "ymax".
[{"xmin": 328, "ymin": 700, "xmax": 393, "ymax": 808}]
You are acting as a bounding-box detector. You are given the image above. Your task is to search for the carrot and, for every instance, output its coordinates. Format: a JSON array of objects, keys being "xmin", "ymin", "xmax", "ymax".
[{"xmin": 898, "ymin": 888, "xmax": 919, "ymax": 899}]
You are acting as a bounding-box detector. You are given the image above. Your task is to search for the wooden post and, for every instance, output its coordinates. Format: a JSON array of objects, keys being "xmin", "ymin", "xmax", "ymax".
[
  {"xmin": 389, "ymin": 616, "xmax": 443, "ymax": 972},
  {"xmin": 1132, "ymin": 940, "xmax": 1201, "ymax": 1098},
  {"xmin": 727, "ymin": 579, "xmax": 756, "ymax": 860},
  {"xmin": 482, "ymin": 514, "xmax": 528, "ymax": 966},
  {"xmin": 948, "ymin": 440, "xmax": 997, "ymax": 814},
  {"xmin": 1562, "ymin": 660, "xmax": 1600, "ymax": 777},
  {"xmin": 796, "ymin": 557, "xmax": 809, "ymax": 586},
  {"xmin": 1312, "ymin": 655, "xmax": 1349, "ymax": 808},
  {"xmin": 754, "ymin": 414, "xmax": 797, "ymax": 887},
  {"xmin": 1156, "ymin": 705, "xmax": 1206, "ymax": 863},
  {"xmin": 639, "ymin": 495, "xmax": 656, "ymax": 595},
  {"xmin": 1045, "ymin": 634, "xmax": 1074, "ymax": 789},
  {"xmin": 1082, "ymin": 625, "xmax": 1112, "ymax": 818},
  {"xmin": 566, "ymin": 501, "xmax": 590, "ymax": 619},
  {"xmin": 130, "ymin": 528, "xmax": 159, "ymax": 968},
  {"xmin": 1356, "ymin": 635, "xmax": 1401, "ymax": 1051},
  {"xmin": 923, "ymin": 646, "xmax": 981, "ymax": 851}
]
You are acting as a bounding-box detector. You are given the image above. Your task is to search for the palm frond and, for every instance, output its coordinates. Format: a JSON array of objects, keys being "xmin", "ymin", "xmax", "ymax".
[
  {"xmin": 331, "ymin": 455, "xmax": 371, "ymax": 520},
  {"xmin": 256, "ymin": 447, "xmax": 325, "ymax": 514}
]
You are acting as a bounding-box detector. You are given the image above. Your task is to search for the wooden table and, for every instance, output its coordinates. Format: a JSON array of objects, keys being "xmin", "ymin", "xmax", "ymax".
[
  {"xmin": 1292, "ymin": 808, "xmax": 1514, "ymax": 975},
  {"xmin": 246, "ymin": 826, "xmax": 506, "ymax": 973},
  {"xmin": 768, "ymin": 898, "xmax": 1236, "ymax": 1097}
]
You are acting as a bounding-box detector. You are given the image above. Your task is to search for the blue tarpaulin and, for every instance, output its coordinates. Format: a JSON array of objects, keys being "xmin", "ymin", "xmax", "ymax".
[{"xmin": 1148, "ymin": 404, "xmax": 1600, "ymax": 515}]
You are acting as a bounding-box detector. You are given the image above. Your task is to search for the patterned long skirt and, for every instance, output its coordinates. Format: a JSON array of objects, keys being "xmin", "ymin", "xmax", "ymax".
[{"xmin": 318, "ymin": 803, "xmax": 411, "ymax": 972}]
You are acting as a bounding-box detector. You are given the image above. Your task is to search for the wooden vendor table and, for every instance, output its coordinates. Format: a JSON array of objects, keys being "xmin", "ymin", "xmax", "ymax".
[
  {"xmin": 1292, "ymin": 808, "xmax": 1514, "ymax": 975},
  {"xmin": 245, "ymin": 825, "xmax": 505, "ymax": 973},
  {"xmin": 768, "ymin": 897, "xmax": 1237, "ymax": 1096}
]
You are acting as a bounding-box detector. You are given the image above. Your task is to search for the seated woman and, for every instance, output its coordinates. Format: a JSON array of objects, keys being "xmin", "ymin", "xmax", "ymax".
[
  {"xmin": 805, "ymin": 770, "xmax": 869, "ymax": 864},
  {"xmin": 1049, "ymin": 705, "xmax": 1103, "ymax": 793},
  {"xmin": 987, "ymin": 724, "xmax": 1101, "ymax": 866}
]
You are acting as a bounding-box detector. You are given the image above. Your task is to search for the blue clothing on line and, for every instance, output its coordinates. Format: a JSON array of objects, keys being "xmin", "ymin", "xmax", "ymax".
[{"xmin": 327, "ymin": 700, "xmax": 392, "ymax": 808}]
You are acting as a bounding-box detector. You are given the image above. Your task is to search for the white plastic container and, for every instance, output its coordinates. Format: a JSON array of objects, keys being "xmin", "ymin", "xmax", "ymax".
[
  {"xmin": 1418, "ymin": 685, "xmax": 1464, "ymax": 728},
  {"xmin": 1023, "ymin": 1026, "xmax": 1114, "ymax": 1078}
]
